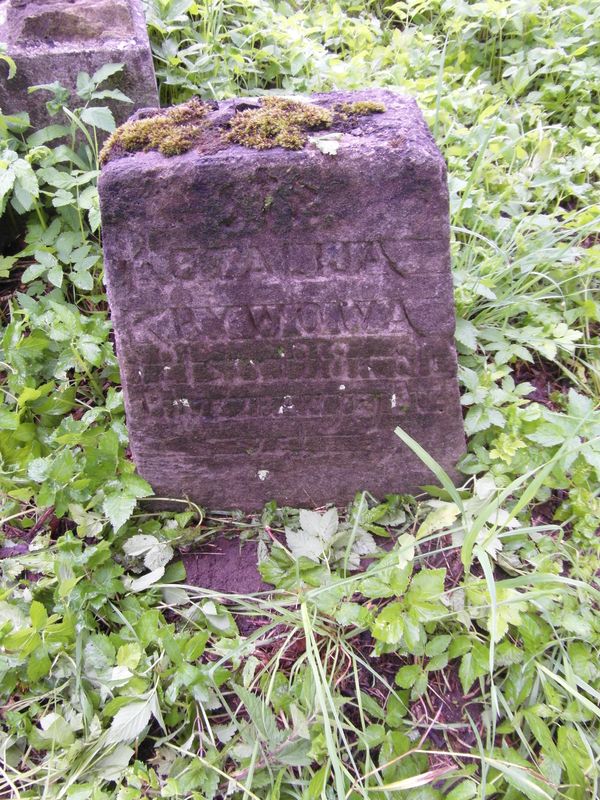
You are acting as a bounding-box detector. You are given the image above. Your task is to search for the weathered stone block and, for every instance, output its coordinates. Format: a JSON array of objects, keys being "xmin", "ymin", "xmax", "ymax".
[
  {"xmin": 99, "ymin": 89, "xmax": 465, "ymax": 510},
  {"xmin": 0, "ymin": 0, "xmax": 158, "ymax": 131}
]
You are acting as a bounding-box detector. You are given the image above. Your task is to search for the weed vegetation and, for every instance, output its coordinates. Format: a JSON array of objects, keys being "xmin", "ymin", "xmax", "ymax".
[{"xmin": 0, "ymin": 1, "xmax": 599, "ymax": 798}]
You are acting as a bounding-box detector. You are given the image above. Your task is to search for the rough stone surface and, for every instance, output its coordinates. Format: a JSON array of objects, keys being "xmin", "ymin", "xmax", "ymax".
[
  {"xmin": 99, "ymin": 89, "xmax": 466, "ymax": 510},
  {"xmin": 0, "ymin": 0, "xmax": 158, "ymax": 131},
  {"xmin": 182, "ymin": 537, "xmax": 269, "ymax": 595}
]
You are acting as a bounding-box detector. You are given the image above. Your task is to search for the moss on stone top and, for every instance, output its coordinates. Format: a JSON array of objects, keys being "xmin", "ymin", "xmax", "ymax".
[
  {"xmin": 99, "ymin": 98, "xmax": 210, "ymax": 164},
  {"xmin": 335, "ymin": 100, "xmax": 386, "ymax": 117},
  {"xmin": 225, "ymin": 97, "xmax": 334, "ymax": 150},
  {"xmin": 99, "ymin": 95, "xmax": 388, "ymax": 163}
]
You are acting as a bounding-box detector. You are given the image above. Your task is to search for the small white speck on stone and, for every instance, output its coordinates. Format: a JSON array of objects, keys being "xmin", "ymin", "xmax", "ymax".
[
  {"xmin": 249, "ymin": 359, "xmax": 255, "ymax": 365},
  {"xmin": 278, "ymin": 395, "xmax": 294, "ymax": 414},
  {"xmin": 257, "ymin": 469, "xmax": 270, "ymax": 481},
  {"xmin": 164, "ymin": 366, "xmax": 171, "ymax": 372},
  {"xmin": 173, "ymin": 398, "xmax": 190, "ymax": 408},
  {"xmin": 391, "ymin": 393, "xmax": 397, "ymax": 408},
  {"xmin": 339, "ymin": 384, "xmax": 346, "ymax": 391},
  {"xmin": 138, "ymin": 370, "xmax": 142, "ymax": 377}
]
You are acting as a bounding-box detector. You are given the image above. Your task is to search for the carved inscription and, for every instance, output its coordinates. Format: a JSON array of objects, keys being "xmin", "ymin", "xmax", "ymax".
[
  {"xmin": 99, "ymin": 89, "xmax": 466, "ymax": 507},
  {"xmin": 128, "ymin": 300, "xmax": 411, "ymax": 344},
  {"xmin": 130, "ymin": 338, "xmax": 458, "ymax": 387},
  {"xmin": 117, "ymin": 239, "xmax": 447, "ymax": 300}
]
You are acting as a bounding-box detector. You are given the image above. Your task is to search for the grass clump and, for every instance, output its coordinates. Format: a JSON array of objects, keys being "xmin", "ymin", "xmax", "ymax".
[
  {"xmin": 99, "ymin": 97, "xmax": 209, "ymax": 164},
  {"xmin": 226, "ymin": 96, "xmax": 332, "ymax": 150}
]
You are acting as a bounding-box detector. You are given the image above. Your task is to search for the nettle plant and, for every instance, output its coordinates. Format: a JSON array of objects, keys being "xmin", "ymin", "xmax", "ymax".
[
  {"xmin": 0, "ymin": 64, "xmax": 155, "ymax": 532},
  {"xmin": 1, "ymin": 63, "xmax": 130, "ymax": 288}
]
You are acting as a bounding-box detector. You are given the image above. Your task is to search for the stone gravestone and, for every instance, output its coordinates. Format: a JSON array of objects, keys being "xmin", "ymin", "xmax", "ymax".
[
  {"xmin": 0, "ymin": 0, "xmax": 158, "ymax": 131},
  {"xmin": 99, "ymin": 89, "xmax": 465, "ymax": 510}
]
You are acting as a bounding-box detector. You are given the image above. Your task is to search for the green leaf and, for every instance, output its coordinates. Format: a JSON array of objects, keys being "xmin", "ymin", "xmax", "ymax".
[
  {"xmin": 395, "ymin": 664, "xmax": 422, "ymax": 689},
  {"xmin": 117, "ymin": 643, "xmax": 142, "ymax": 670},
  {"xmin": 30, "ymin": 600, "xmax": 48, "ymax": 630},
  {"xmin": 455, "ymin": 317, "xmax": 478, "ymax": 349},
  {"xmin": 1, "ymin": 54, "xmax": 17, "ymax": 79},
  {"xmin": 21, "ymin": 262, "xmax": 47, "ymax": 283},
  {"xmin": 372, "ymin": 602, "xmax": 405, "ymax": 644},
  {"xmin": 36, "ymin": 713, "xmax": 74, "ymax": 747},
  {"xmin": 91, "ymin": 745, "xmax": 134, "ymax": 781},
  {"xmin": 233, "ymin": 684, "xmax": 284, "ymax": 746},
  {"xmin": 90, "ymin": 62, "xmax": 124, "ymax": 87},
  {"xmin": 80, "ymin": 106, "xmax": 116, "ymax": 133},
  {"xmin": 27, "ymin": 647, "xmax": 51, "ymax": 682},
  {"xmin": 359, "ymin": 547, "xmax": 413, "ymax": 599},
  {"xmin": 425, "ymin": 635, "xmax": 451, "ymax": 657},
  {"xmin": 277, "ymin": 738, "xmax": 312, "ymax": 766},
  {"xmin": 103, "ymin": 493, "xmax": 137, "ymax": 531},
  {"xmin": 106, "ymin": 697, "xmax": 153, "ymax": 744},
  {"xmin": 306, "ymin": 764, "xmax": 328, "ymax": 799},
  {"xmin": 417, "ymin": 503, "xmax": 460, "ymax": 539},
  {"xmin": 447, "ymin": 781, "xmax": 477, "ymax": 800},
  {"xmin": 459, "ymin": 641, "xmax": 490, "ymax": 693}
]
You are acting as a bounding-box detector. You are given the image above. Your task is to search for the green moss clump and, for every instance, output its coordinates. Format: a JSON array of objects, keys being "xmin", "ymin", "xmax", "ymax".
[
  {"xmin": 335, "ymin": 100, "xmax": 386, "ymax": 118},
  {"xmin": 99, "ymin": 98, "xmax": 210, "ymax": 164},
  {"xmin": 226, "ymin": 97, "xmax": 333, "ymax": 150}
]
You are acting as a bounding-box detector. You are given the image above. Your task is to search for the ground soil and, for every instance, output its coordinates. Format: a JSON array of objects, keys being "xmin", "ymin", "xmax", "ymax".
[{"xmin": 182, "ymin": 534, "xmax": 270, "ymax": 595}]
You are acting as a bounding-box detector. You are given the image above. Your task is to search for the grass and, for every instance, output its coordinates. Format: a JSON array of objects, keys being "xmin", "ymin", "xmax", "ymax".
[{"xmin": 0, "ymin": 0, "xmax": 599, "ymax": 798}]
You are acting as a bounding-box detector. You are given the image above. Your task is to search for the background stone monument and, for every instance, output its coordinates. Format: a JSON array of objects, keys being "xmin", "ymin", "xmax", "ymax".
[
  {"xmin": 99, "ymin": 89, "xmax": 466, "ymax": 509},
  {"xmin": 0, "ymin": 0, "xmax": 158, "ymax": 130}
]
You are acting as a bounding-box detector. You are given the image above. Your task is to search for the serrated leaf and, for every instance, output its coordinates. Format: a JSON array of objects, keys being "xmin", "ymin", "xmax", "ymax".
[
  {"xmin": 285, "ymin": 526, "xmax": 326, "ymax": 561},
  {"xmin": 103, "ymin": 493, "xmax": 137, "ymax": 531},
  {"xmin": 123, "ymin": 534, "xmax": 159, "ymax": 557},
  {"xmin": 277, "ymin": 737, "xmax": 312, "ymax": 766},
  {"xmin": 106, "ymin": 697, "xmax": 152, "ymax": 744},
  {"xmin": 90, "ymin": 62, "xmax": 124, "ymax": 87},
  {"xmin": 417, "ymin": 503, "xmax": 460, "ymax": 540},
  {"xmin": 144, "ymin": 542, "xmax": 174, "ymax": 571},
  {"xmin": 80, "ymin": 106, "xmax": 116, "ymax": 133},
  {"xmin": 116, "ymin": 643, "xmax": 141, "ymax": 670},
  {"xmin": 91, "ymin": 744, "xmax": 134, "ymax": 780},
  {"xmin": 455, "ymin": 317, "xmax": 478, "ymax": 350},
  {"xmin": 299, "ymin": 507, "xmax": 338, "ymax": 541},
  {"xmin": 371, "ymin": 602, "xmax": 405, "ymax": 644},
  {"xmin": 395, "ymin": 664, "xmax": 422, "ymax": 688},
  {"xmin": 233, "ymin": 684, "xmax": 284, "ymax": 747}
]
